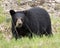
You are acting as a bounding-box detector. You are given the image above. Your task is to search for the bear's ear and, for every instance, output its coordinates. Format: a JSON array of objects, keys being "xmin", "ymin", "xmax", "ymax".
[{"xmin": 9, "ymin": 10, "xmax": 15, "ymax": 16}]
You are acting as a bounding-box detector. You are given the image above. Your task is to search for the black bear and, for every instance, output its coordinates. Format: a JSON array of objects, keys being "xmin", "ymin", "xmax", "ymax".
[{"xmin": 9, "ymin": 7, "xmax": 52, "ymax": 39}]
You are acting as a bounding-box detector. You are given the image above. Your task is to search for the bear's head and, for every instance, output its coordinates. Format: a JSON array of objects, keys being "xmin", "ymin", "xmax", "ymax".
[{"xmin": 9, "ymin": 10, "xmax": 25, "ymax": 28}]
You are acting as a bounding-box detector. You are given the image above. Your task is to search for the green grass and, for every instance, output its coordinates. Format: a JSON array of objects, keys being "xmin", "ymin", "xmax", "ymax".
[
  {"xmin": 51, "ymin": 15, "xmax": 60, "ymax": 25},
  {"xmin": 0, "ymin": 33, "xmax": 60, "ymax": 48},
  {"xmin": 17, "ymin": 0, "xmax": 21, "ymax": 4},
  {"xmin": 0, "ymin": 7, "xmax": 6, "ymax": 23},
  {"xmin": 0, "ymin": 15, "xmax": 6, "ymax": 23},
  {"xmin": 50, "ymin": 15, "xmax": 60, "ymax": 32}
]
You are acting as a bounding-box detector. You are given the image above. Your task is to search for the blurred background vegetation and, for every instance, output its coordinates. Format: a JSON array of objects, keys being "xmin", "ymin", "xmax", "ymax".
[{"xmin": 0, "ymin": 0, "xmax": 60, "ymax": 48}]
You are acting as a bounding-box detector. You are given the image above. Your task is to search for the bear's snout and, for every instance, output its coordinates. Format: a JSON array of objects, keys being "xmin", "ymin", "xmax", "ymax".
[{"xmin": 16, "ymin": 19, "xmax": 23, "ymax": 27}]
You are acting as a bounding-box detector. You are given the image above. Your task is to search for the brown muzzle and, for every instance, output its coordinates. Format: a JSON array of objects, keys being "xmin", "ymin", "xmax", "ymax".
[{"xmin": 16, "ymin": 19, "xmax": 23, "ymax": 27}]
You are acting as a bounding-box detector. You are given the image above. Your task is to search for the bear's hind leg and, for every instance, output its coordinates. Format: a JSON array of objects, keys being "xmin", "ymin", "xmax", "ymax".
[{"xmin": 45, "ymin": 26, "xmax": 53, "ymax": 36}]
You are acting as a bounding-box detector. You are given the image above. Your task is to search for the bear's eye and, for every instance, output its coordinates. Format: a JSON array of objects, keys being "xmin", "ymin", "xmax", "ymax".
[
  {"xmin": 16, "ymin": 18, "xmax": 17, "ymax": 21},
  {"xmin": 21, "ymin": 18, "xmax": 24, "ymax": 22}
]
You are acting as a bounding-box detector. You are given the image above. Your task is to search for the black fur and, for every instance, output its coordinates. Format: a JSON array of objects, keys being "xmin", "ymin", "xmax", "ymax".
[{"xmin": 9, "ymin": 7, "xmax": 52, "ymax": 39}]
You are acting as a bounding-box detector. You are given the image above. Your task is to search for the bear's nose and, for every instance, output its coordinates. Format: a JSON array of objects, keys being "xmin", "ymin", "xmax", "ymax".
[
  {"xmin": 18, "ymin": 23, "xmax": 23, "ymax": 27},
  {"xmin": 18, "ymin": 23, "xmax": 22, "ymax": 26},
  {"xmin": 16, "ymin": 19, "xmax": 23, "ymax": 27}
]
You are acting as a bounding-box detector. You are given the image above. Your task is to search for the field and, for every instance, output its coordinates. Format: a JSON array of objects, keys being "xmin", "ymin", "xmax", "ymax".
[
  {"xmin": 0, "ymin": 33, "xmax": 60, "ymax": 48},
  {"xmin": 0, "ymin": 7, "xmax": 60, "ymax": 48}
]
